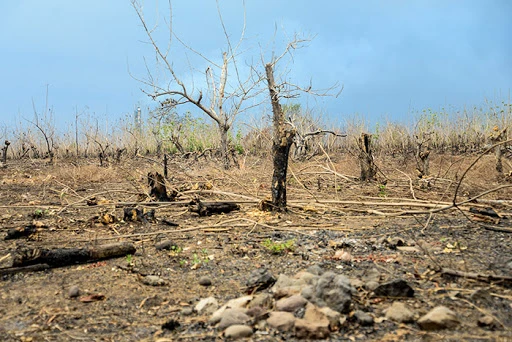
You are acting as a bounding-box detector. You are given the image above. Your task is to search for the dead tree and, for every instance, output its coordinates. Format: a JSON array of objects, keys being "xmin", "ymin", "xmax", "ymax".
[
  {"xmin": 415, "ymin": 132, "xmax": 431, "ymax": 178},
  {"xmin": 28, "ymin": 87, "xmax": 57, "ymax": 164},
  {"xmin": 265, "ymin": 63, "xmax": 296, "ymax": 210},
  {"xmin": 489, "ymin": 126, "xmax": 507, "ymax": 174},
  {"xmin": 358, "ymin": 133, "xmax": 376, "ymax": 181},
  {"xmin": 1, "ymin": 140, "xmax": 10, "ymax": 167},
  {"xmin": 293, "ymin": 129, "xmax": 346, "ymax": 161},
  {"xmin": 130, "ymin": 1, "xmax": 264, "ymax": 169},
  {"xmin": 263, "ymin": 36, "xmax": 342, "ymax": 210}
]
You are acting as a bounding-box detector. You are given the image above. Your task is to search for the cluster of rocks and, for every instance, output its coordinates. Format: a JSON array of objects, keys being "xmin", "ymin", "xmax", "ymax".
[{"xmin": 188, "ymin": 265, "xmax": 465, "ymax": 339}]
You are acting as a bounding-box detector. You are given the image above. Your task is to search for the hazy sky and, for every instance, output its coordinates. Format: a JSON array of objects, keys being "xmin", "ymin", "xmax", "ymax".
[{"xmin": 1, "ymin": 0, "xmax": 510, "ymax": 133}]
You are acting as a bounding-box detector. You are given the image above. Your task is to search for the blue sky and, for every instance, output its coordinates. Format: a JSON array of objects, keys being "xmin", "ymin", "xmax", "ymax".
[{"xmin": 0, "ymin": 0, "xmax": 510, "ymax": 134}]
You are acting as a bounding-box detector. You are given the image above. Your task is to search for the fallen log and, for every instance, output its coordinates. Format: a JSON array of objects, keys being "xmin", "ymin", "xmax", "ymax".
[
  {"xmin": 481, "ymin": 224, "xmax": 512, "ymax": 233},
  {"xmin": 5, "ymin": 225, "xmax": 40, "ymax": 240},
  {"xmin": 188, "ymin": 199, "xmax": 240, "ymax": 216},
  {"xmin": 442, "ymin": 268, "xmax": 512, "ymax": 284},
  {"xmin": 0, "ymin": 263, "xmax": 50, "ymax": 276},
  {"xmin": 11, "ymin": 242, "xmax": 136, "ymax": 268}
]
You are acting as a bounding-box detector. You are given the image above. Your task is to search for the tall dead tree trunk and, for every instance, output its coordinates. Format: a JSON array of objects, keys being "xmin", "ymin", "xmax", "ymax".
[
  {"xmin": 490, "ymin": 126, "xmax": 507, "ymax": 174},
  {"xmin": 415, "ymin": 134, "xmax": 431, "ymax": 178},
  {"xmin": 1, "ymin": 140, "xmax": 10, "ymax": 168},
  {"xmin": 358, "ymin": 133, "xmax": 376, "ymax": 181},
  {"xmin": 219, "ymin": 124, "xmax": 230, "ymax": 170},
  {"xmin": 265, "ymin": 63, "xmax": 295, "ymax": 211}
]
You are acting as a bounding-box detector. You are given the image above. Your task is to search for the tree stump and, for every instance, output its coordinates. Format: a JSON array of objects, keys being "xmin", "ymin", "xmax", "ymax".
[{"xmin": 358, "ymin": 133, "xmax": 376, "ymax": 181}]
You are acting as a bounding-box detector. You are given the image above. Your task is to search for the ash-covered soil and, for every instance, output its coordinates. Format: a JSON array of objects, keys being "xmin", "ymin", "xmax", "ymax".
[{"xmin": 1, "ymin": 154, "xmax": 511, "ymax": 341}]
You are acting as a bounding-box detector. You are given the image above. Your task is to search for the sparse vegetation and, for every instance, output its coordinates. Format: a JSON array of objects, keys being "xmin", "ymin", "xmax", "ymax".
[{"xmin": 262, "ymin": 239, "xmax": 295, "ymax": 255}]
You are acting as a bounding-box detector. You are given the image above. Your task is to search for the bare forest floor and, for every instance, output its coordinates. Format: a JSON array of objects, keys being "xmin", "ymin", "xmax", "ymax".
[{"xmin": 1, "ymin": 152, "xmax": 511, "ymax": 341}]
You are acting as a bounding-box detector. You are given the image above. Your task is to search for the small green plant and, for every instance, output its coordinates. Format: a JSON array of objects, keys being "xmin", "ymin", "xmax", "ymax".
[
  {"xmin": 179, "ymin": 259, "xmax": 187, "ymax": 267},
  {"xmin": 192, "ymin": 253, "xmax": 201, "ymax": 265},
  {"xmin": 378, "ymin": 184, "xmax": 387, "ymax": 197},
  {"xmin": 262, "ymin": 239, "xmax": 295, "ymax": 255},
  {"xmin": 125, "ymin": 254, "xmax": 133, "ymax": 266},
  {"xmin": 170, "ymin": 245, "xmax": 183, "ymax": 255},
  {"xmin": 192, "ymin": 250, "xmax": 210, "ymax": 266},
  {"xmin": 33, "ymin": 208, "xmax": 50, "ymax": 218}
]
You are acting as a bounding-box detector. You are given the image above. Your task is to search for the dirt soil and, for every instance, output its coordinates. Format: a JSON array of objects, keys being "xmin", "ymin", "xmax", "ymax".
[{"xmin": 1, "ymin": 153, "xmax": 511, "ymax": 341}]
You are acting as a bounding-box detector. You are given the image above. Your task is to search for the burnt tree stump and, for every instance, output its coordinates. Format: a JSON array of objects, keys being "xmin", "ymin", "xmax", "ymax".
[
  {"xmin": 358, "ymin": 133, "xmax": 376, "ymax": 182},
  {"xmin": 148, "ymin": 171, "xmax": 176, "ymax": 201},
  {"xmin": 188, "ymin": 199, "xmax": 239, "ymax": 216}
]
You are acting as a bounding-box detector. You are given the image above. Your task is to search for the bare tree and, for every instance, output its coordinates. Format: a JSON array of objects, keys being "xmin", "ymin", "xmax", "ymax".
[
  {"xmin": 263, "ymin": 36, "xmax": 342, "ymax": 210},
  {"xmin": 27, "ymin": 86, "xmax": 57, "ymax": 164},
  {"xmin": 131, "ymin": 0, "xmax": 265, "ymax": 169},
  {"xmin": 284, "ymin": 105, "xmax": 346, "ymax": 161}
]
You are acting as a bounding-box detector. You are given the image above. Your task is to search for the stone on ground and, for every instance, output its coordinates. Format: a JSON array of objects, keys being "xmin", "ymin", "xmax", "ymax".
[
  {"xmin": 248, "ymin": 293, "xmax": 273, "ymax": 309},
  {"xmin": 245, "ymin": 268, "xmax": 276, "ymax": 293},
  {"xmin": 307, "ymin": 271, "xmax": 355, "ymax": 314},
  {"xmin": 373, "ymin": 279, "xmax": 414, "ymax": 297},
  {"xmin": 195, "ymin": 297, "xmax": 218, "ymax": 315},
  {"xmin": 198, "ymin": 276, "xmax": 212, "ymax": 286},
  {"xmin": 294, "ymin": 317, "xmax": 330, "ymax": 339},
  {"xmin": 353, "ymin": 310, "xmax": 374, "ymax": 326},
  {"xmin": 224, "ymin": 324, "xmax": 253, "ymax": 339},
  {"xmin": 417, "ymin": 306, "xmax": 460, "ymax": 330},
  {"xmin": 266, "ymin": 311, "xmax": 296, "ymax": 332},
  {"xmin": 275, "ymin": 294, "xmax": 308, "ymax": 312},
  {"xmin": 385, "ymin": 301, "xmax": 415, "ymax": 323},
  {"xmin": 217, "ymin": 308, "xmax": 251, "ymax": 329}
]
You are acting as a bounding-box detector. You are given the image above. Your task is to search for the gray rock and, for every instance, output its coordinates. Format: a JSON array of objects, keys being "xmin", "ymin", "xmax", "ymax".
[
  {"xmin": 362, "ymin": 268, "xmax": 381, "ymax": 283},
  {"xmin": 300, "ymin": 285, "xmax": 315, "ymax": 301},
  {"xmin": 272, "ymin": 274, "xmax": 309, "ymax": 298},
  {"xmin": 417, "ymin": 306, "xmax": 460, "ymax": 330},
  {"xmin": 295, "ymin": 317, "xmax": 330, "ymax": 339},
  {"xmin": 350, "ymin": 278, "xmax": 364, "ymax": 288},
  {"xmin": 155, "ymin": 240, "xmax": 177, "ymax": 251},
  {"xmin": 248, "ymin": 293, "xmax": 273, "ymax": 309},
  {"xmin": 181, "ymin": 307, "xmax": 194, "ymax": 316},
  {"xmin": 224, "ymin": 324, "xmax": 253, "ymax": 339},
  {"xmin": 68, "ymin": 285, "xmax": 80, "ymax": 298},
  {"xmin": 311, "ymin": 271, "xmax": 355, "ymax": 313},
  {"xmin": 275, "ymin": 294, "xmax": 308, "ymax": 312},
  {"xmin": 246, "ymin": 306, "xmax": 264, "ymax": 318},
  {"xmin": 365, "ymin": 281, "xmax": 379, "ymax": 291},
  {"xmin": 141, "ymin": 275, "xmax": 166, "ymax": 286},
  {"xmin": 470, "ymin": 288, "xmax": 493, "ymax": 306},
  {"xmin": 209, "ymin": 296, "xmax": 253, "ymax": 325},
  {"xmin": 199, "ymin": 276, "xmax": 212, "ymax": 286},
  {"xmin": 385, "ymin": 302, "xmax": 415, "ymax": 323},
  {"xmin": 477, "ymin": 315, "xmax": 496, "ymax": 328},
  {"xmin": 353, "ymin": 310, "xmax": 374, "ymax": 326},
  {"xmin": 195, "ymin": 297, "xmax": 218, "ymax": 315},
  {"xmin": 245, "ymin": 268, "xmax": 276, "ymax": 293},
  {"xmin": 294, "ymin": 271, "xmax": 319, "ymax": 285},
  {"xmin": 319, "ymin": 306, "xmax": 342, "ymax": 330},
  {"xmin": 266, "ymin": 311, "xmax": 296, "ymax": 332},
  {"xmin": 217, "ymin": 308, "xmax": 251, "ymax": 329},
  {"xmin": 373, "ymin": 279, "xmax": 414, "ymax": 297},
  {"xmin": 306, "ymin": 264, "xmax": 324, "ymax": 276}
]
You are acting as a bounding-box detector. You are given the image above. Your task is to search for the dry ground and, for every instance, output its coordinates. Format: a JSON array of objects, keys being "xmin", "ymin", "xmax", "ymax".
[{"xmin": 1, "ymin": 152, "xmax": 511, "ymax": 341}]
